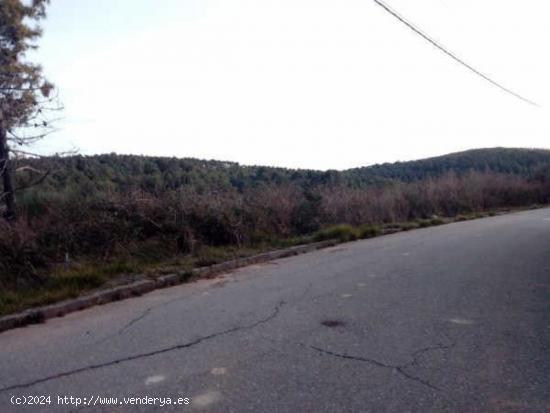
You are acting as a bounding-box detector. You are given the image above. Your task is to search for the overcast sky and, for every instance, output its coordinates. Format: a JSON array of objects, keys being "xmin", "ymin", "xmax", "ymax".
[{"xmin": 33, "ymin": 0, "xmax": 549, "ymax": 170}]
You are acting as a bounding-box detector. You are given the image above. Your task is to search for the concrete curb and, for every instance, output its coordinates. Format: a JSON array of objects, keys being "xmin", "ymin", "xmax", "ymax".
[
  {"xmin": 0, "ymin": 239, "xmax": 339, "ymax": 334},
  {"xmin": 1, "ymin": 206, "xmax": 543, "ymax": 334}
]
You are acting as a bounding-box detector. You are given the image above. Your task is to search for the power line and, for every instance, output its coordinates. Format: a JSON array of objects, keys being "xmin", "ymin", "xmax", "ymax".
[{"xmin": 373, "ymin": 0, "xmax": 539, "ymax": 107}]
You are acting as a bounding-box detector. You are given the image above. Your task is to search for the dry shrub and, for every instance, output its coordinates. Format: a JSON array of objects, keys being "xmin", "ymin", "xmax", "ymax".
[
  {"xmin": 0, "ymin": 220, "xmax": 44, "ymax": 287},
  {"xmin": 0, "ymin": 170, "xmax": 548, "ymax": 284}
]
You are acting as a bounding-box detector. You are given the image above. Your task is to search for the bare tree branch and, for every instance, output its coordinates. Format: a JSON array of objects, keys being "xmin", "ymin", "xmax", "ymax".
[{"xmin": 14, "ymin": 169, "xmax": 50, "ymax": 192}]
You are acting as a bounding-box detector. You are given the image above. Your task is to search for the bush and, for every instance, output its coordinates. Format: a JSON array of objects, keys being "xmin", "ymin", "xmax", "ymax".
[
  {"xmin": 2, "ymin": 169, "xmax": 549, "ymax": 290},
  {"xmin": 314, "ymin": 224, "xmax": 358, "ymax": 242},
  {"xmin": 416, "ymin": 218, "xmax": 444, "ymax": 228},
  {"xmin": 399, "ymin": 222, "xmax": 420, "ymax": 231},
  {"xmin": 358, "ymin": 224, "xmax": 380, "ymax": 239},
  {"xmin": 429, "ymin": 218, "xmax": 444, "ymax": 226},
  {"xmin": 190, "ymin": 213, "xmax": 234, "ymax": 246},
  {"xmin": 292, "ymin": 191, "xmax": 322, "ymax": 235},
  {"xmin": 0, "ymin": 221, "xmax": 45, "ymax": 287},
  {"xmin": 418, "ymin": 220, "xmax": 431, "ymax": 228}
]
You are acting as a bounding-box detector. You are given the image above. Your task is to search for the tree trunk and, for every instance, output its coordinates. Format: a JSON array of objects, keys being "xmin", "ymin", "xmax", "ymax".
[{"xmin": 0, "ymin": 116, "xmax": 16, "ymax": 222}]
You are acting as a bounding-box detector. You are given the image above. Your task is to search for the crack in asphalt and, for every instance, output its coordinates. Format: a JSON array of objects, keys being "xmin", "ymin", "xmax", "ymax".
[
  {"xmin": 90, "ymin": 274, "xmax": 315, "ymax": 348},
  {"xmin": 89, "ymin": 308, "xmax": 154, "ymax": 346},
  {"xmin": 88, "ymin": 282, "xmax": 227, "ymax": 346},
  {"xmin": 308, "ymin": 339, "xmax": 456, "ymax": 392},
  {"xmin": 405, "ymin": 340, "xmax": 455, "ymax": 369},
  {"xmin": 119, "ymin": 308, "xmax": 153, "ymax": 333},
  {"xmin": 0, "ymin": 300, "xmax": 286, "ymax": 393}
]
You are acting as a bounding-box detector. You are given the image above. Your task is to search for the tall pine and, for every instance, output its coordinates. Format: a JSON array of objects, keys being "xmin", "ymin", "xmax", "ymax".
[{"xmin": 0, "ymin": 0, "xmax": 55, "ymax": 221}]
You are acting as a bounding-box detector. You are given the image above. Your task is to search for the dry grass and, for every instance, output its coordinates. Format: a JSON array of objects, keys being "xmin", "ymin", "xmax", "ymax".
[{"xmin": 0, "ymin": 203, "xmax": 545, "ymax": 317}]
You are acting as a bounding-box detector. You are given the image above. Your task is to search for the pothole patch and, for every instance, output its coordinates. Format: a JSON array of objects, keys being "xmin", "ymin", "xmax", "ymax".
[{"xmin": 321, "ymin": 320, "xmax": 346, "ymax": 328}]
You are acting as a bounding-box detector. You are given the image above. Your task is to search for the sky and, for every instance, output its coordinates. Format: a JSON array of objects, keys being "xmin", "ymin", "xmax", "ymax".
[{"xmin": 31, "ymin": 0, "xmax": 550, "ymax": 170}]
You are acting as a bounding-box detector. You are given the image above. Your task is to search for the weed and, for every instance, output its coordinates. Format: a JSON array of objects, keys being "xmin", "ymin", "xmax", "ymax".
[
  {"xmin": 178, "ymin": 270, "xmax": 194, "ymax": 282},
  {"xmin": 418, "ymin": 220, "xmax": 431, "ymax": 228},
  {"xmin": 399, "ymin": 222, "xmax": 420, "ymax": 231},
  {"xmin": 314, "ymin": 224, "xmax": 358, "ymax": 242},
  {"xmin": 358, "ymin": 224, "xmax": 381, "ymax": 239}
]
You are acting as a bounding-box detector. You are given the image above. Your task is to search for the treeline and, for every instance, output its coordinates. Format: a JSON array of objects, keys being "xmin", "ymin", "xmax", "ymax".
[
  {"xmin": 15, "ymin": 148, "xmax": 550, "ymax": 202},
  {"xmin": 345, "ymin": 147, "xmax": 550, "ymax": 185},
  {"xmin": 16, "ymin": 154, "xmax": 340, "ymax": 201},
  {"xmin": 2, "ymin": 166, "xmax": 549, "ymax": 285}
]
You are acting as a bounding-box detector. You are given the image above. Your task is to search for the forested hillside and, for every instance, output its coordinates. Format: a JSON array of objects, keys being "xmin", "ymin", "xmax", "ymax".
[
  {"xmin": 16, "ymin": 148, "xmax": 550, "ymax": 200},
  {"xmin": 346, "ymin": 148, "xmax": 550, "ymax": 185}
]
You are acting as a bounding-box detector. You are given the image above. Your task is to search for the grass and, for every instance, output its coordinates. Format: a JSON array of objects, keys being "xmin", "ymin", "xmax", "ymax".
[
  {"xmin": 417, "ymin": 217, "xmax": 445, "ymax": 228},
  {"xmin": 0, "ymin": 243, "xmax": 294, "ymax": 316},
  {"xmin": 314, "ymin": 224, "xmax": 358, "ymax": 242},
  {"xmin": 313, "ymin": 223, "xmax": 381, "ymax": 243},
  {"xmin": 0, "ymin": 271, "xmax": 107, "ymax": 316},
  {"xmin": 456, "ymin": 212, "xmax": 490, "ymax": 221},
  {"xmin": 0, "ymin": 205, "xmax": 541, "ymax": 317},
  {"xmin": 398, "ymin": 222, "xmax": 420, "ymax": 231}
]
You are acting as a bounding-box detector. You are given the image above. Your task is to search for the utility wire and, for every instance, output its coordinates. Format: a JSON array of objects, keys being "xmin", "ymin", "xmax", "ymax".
[{"xmin": 373, "ymin": 0, "xmax": 539, "ymax": 107}]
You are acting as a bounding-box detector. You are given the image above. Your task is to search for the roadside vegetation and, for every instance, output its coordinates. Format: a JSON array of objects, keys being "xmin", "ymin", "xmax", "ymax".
[
  {"xmin": 1, "ymin": 157, "xmax": 550, "ymax": 316},
  {"xmin": 2, "ymin": 3, "xmax": 550, "ymax": 317}
]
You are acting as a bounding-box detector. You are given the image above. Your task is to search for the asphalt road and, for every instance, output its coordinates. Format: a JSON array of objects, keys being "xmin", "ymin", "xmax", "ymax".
[{"xmin": 1, "ymin": 208, "xmax": 550, "ymax": 412}]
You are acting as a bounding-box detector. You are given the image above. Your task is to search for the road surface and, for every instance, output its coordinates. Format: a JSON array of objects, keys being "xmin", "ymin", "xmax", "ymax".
[{"xmin": 1, "ymin": 208, "xmax": 549, "ymax": 412}]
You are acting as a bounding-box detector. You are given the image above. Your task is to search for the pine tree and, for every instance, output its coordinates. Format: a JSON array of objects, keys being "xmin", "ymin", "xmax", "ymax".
[{"xmin": 0, "ymin": 0, "xmax": 57, "ymax": 221}]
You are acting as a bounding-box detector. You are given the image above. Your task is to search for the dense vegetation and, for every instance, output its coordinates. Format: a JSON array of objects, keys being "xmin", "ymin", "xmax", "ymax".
[
  {"xmin": 15, "ymin": 148, "xmax": 550, "ymax": 199},
  {"xmin": 346, "ymin": 148, "xmax": 550, "ymax": 185},
  {"xmin": 1, "ymin": 147, "xmax": 550, "ymax": 314},
  {"xmin": 2, "ymin": 3, "xmax": 549, "ymax": 314}
]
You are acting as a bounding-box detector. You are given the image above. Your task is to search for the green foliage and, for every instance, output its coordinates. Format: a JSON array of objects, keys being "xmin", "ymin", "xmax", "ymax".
[
  {"xmin": 314, "ymin": 223, "xmax": 381, "ymax": 242},
  {"xmin": 1, "ymin": 0, "xmax": 59, "ymax": 222},
  {"xmin": 314, "ymin": 224, "xmax": 358, "ymax": 242},
  {"xmin": 194, "ymin": 246, "xmax": 238, "ymax": 267},
  {"xmin": 0, "ymin": 0, "xmax": 52, "ymax": 130},
  {"xmin": 2, "ymin": 148, "xmax": 550, "ymax": 315},
  {"xmin": 399, "ymin": 222, "xmax": 420, "ymax": 231},
  {"xmin": 345, "ymin": 148, "xmax": 550, "ymax": 186},
  {"xmin": 358, "ymin": 224, "xmax": 381, "ymax": 239},
  {"xmin": 0, "ymin": 264, "xmax": 106, "ymax": 316},
  {"xmin": 16, "ymin": 148, "xmax": 550, "ymax": 199},
  {"xmin": 292, "ymin": 191, "xmax": 323, "ymax": 234},
  {"xmin": 417, "ymin": 218, "xmax": 445, "ymax": 228}
]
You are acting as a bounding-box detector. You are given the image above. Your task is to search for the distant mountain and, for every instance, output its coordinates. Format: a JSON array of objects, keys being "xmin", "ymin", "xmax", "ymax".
[
  {"xmin": 18, "ymin": 148, "xmax": 550, "ymax": 196},
  {"xmin": 344, "ymin": 148, "xmax": 550, "ymax": 186}
]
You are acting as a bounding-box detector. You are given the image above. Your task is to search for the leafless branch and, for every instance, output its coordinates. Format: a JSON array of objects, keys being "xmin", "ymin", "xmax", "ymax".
[
  {"xmin": 14, "ymin": 169, "xmax": 50, "ymax": 192},
  {"xmin": 15, "ymin": 165, "xmax": 44, "ymax": 174}
]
